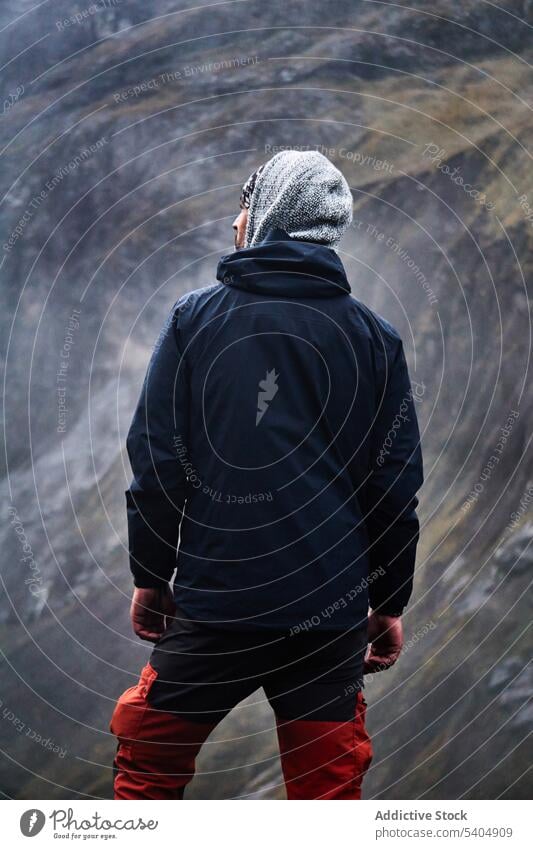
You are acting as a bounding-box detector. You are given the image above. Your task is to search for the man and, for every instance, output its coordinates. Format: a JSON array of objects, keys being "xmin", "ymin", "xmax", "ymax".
[{"xmin": 110, "ymin": 149, "xmax": 423, "ymax": 800}]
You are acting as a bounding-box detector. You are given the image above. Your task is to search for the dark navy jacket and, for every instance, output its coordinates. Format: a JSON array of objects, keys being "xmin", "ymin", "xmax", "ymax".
[{"xmin": 126, "ymin": 228, "xmax": 423, "ymax": 630}]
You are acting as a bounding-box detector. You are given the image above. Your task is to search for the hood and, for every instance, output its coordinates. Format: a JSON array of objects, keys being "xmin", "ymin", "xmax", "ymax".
[{"xmin": 216, "ymin": 228, "xmax": 351, "ymax": 299}]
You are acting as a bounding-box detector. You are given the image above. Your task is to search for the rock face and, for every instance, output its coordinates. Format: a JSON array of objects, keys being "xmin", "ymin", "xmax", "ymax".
[{"xmin": 0, "ymin": 1, "xmax": 531, "ymax": 799}]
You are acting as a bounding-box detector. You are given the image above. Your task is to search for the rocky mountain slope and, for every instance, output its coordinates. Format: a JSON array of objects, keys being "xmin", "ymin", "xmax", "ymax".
[{"xmin": 0, "ymin": 0, "xmax": 531, "ymax": 799}]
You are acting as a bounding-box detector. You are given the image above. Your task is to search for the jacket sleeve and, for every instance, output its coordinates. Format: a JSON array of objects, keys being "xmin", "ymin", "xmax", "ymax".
[
  {"xmin": 365, "ymin": 338, "xmax": 424, "ymax": 616},
  {"xmin": 125, "ymin": 300, "xmax": 189, "ymax": 588}
]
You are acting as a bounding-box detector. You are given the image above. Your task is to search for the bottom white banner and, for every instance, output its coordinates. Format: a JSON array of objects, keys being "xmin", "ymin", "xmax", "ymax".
[{"xmin": 3, "ymin": 799, "xmax": 528, "ymax": 848}]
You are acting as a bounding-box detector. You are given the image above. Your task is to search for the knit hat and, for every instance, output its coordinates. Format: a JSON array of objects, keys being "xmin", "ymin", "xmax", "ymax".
[
  {"xmin": 243, "ymin": 150, "xmax": 353, "ymax": 250},
  {"xmin": 239, "ymin": 163, "xmax": 266, "ymax": 210}
]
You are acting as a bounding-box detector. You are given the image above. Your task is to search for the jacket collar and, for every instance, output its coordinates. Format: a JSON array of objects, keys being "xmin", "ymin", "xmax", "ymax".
[{"xmin": 217, "ymin": 227, "xmax": 351, "ymax": 298}]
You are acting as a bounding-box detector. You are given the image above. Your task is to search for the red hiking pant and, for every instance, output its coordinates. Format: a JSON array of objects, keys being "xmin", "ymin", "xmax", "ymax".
[
  {"xmin": 111, "ymin": 662, "xmax": 372, "ymax": 799},
  {"xmin": 110, "ymin": 610, "xmax": 373, "ymax": 799}
]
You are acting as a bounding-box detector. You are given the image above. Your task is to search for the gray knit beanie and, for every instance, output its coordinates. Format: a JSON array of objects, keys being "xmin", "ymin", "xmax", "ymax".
[{"xmin": 243, "ymin": 150, "xmax": 353, "ymax": 250}]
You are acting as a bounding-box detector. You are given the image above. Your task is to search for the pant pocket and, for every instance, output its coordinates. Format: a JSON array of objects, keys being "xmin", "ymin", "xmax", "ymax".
[
  {"xmin": 110, "ymin": 663, "xmax": 159, "ymax": 743},
  {"xmin": 354, "ymin": 690, "xmax": 373, "ymax": 777}
]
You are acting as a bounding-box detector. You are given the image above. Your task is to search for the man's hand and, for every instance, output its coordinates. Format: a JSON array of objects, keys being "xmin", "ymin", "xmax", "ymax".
[
  {"xmin": 130, "ymin": 585, "xmax": 176, "ymax": 642},
  {"xmin": 364, "ymin": 610, "xmax": 403, "ymax": 674}
]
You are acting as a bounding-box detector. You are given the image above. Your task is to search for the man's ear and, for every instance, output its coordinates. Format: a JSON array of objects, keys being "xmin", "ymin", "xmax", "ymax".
[{"xmin": 233, "ymin": 208, "xmax": 249, "ymax": 250}]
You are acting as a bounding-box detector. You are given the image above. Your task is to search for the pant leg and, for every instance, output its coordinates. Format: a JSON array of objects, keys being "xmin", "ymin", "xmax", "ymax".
[
  {"xmin": 110, "ymin": 662, "xmax": 218, "ymax": 799},
  {"xmin": 275, "ymin": 691, "xmax": 373, "ymax": 799},
  {"xmin": 264, "ymin": 625, "xmax": 372, "ymax": 799},
  {"xmin": 110, "ymin": 607, "xmax": 266, "ymax": 800}
]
